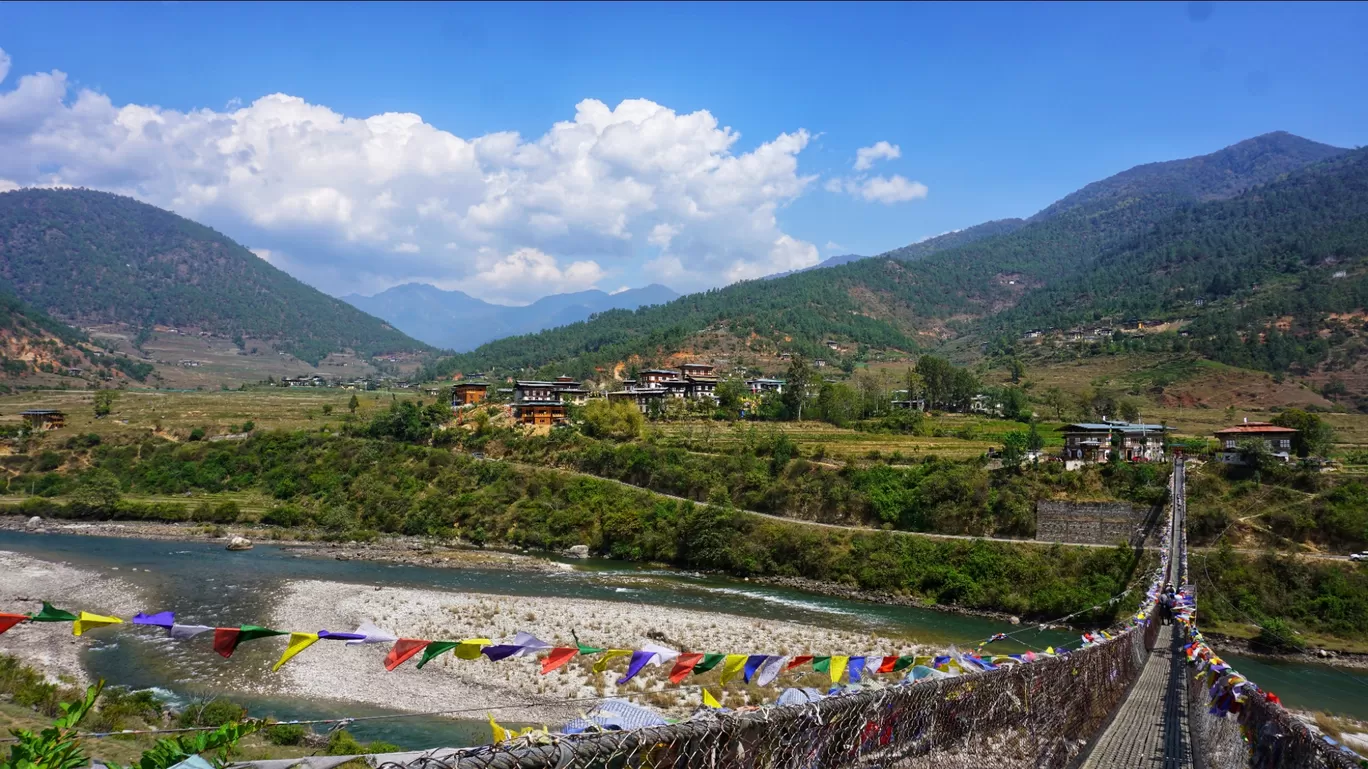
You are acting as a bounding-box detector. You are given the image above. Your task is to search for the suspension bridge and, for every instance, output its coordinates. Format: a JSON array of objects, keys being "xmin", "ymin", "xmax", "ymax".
[{"xmin": 241, "ymin": 457, "xmax": 1360, "ymax": 769}]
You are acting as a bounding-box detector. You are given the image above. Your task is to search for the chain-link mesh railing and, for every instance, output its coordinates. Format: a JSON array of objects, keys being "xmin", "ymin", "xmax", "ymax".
[{"xmin": 1175, "ymin": 458, "xmax": 1363, "ymax": 769}]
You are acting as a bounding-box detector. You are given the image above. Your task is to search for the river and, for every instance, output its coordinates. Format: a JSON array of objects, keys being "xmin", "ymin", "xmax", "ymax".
[{"xmin": 2, "ymin": 529, "xmax": 1365, "ymax": 748}]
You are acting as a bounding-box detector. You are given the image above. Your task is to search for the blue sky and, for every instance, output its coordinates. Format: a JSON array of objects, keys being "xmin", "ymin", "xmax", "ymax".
[{"xmin": 1, "ymin": 1, "xmax": 1365, "ymax": 302}]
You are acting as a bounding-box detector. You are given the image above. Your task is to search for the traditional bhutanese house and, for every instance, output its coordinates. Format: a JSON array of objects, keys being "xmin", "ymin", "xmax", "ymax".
[
  {"xmin": 1060, "ymin": 421, "xmax": 1168, "ymax": 464},
  {"xmin": 746, "ymin": 378, "xmax": 785, "ymax": 394},
  {"xmin": 608, "ymin": 387, "xmax": 666, "ymax": 413},
  {"xmin": 21, "ymin": 409, "xmax": 65, "ymax": 430},
  {"xmin": 451, "ymin": 381, "xmax": 488, "ymax": 406},
  {"xmin": 512, "ymin": 381, "xmax": 567, "ymax": 425},
  {"xmin": 637, "ymin": 369, "xmax": 680, "ymax": 386},
  {"xmin": 684, "ymin": 375, "xmax": 718, "ymax": 400},
  {"xmin": 551, "ymin": 376, "xmax": 590, "ymax": 406},
  {"xmin": 661, "ymin": 379, "xmax": 692, "ymax": 399},
  {"xmin": 680, "ymin": 363, "xmax": 716, "ymax": 378},
  {"xmin": 1214, "ymin": 421, "xmax": 1298, "ymax": 464}
]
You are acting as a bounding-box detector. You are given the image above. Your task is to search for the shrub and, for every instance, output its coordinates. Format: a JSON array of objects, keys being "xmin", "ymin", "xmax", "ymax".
[
  {"xmin": 179, "ymin": 698, "xmax": 246, "ymax": 727},
  {"xmin": 266, "ymin": 723, "xmax": 307, "ymax": 746}
]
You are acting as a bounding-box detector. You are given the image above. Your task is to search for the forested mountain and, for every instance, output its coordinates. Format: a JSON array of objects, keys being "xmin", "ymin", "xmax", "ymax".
[
  {"xmin": 0, "ymin": 291, "xmax": 156, "ymax": 382},
  {"xmin": 427, "ymin": 132, "xmax": 1346, "ymax": 380},
  {"xmin": 982, "ymin": 147, "xmax": 1368, "ymax": 374},
  {"xmin": 343, "ymin": 283, "xmax": 679, "ymax": 351},
  {"xmin": 0, "ymin": 189, "xmax": 428, "ymax": 364}
]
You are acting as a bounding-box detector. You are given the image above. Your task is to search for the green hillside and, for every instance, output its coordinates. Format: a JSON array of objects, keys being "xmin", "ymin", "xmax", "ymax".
[
  {"xmin": 0, "ymin": 189, "xmax": 429, "ymax": 364},
  {"xmin": 427, "ymin": 132, "xmax": 1346, "ymax": 380}
]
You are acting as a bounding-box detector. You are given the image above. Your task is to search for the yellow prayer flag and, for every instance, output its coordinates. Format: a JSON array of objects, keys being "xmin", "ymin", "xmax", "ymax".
[
  {"xmin": 455, "ymin": 638, "xmax": 492, "ymax": 660},
  {"xmin": 719, "ymin": 654, "xmax": 747, "ymax": 685},
  {"xmin": 830, "ymin": 655, "xmax": 849, "ymax": 684},
  {"xmin": 488, "ymin": 714, "xmax": 508, "ymax": 742},
  {"xmin": 702, "ymin": 688, "xmax": 721, "ymax": 709},
  {"xmin": 1045, "ymin": 647, "xmax": 1055, "ymax": 655},
  {"xmin": 272, "ymin": 632, "xmax": 320, "ymax": 672},
  {"xmin": 592, "ymin": 649, "xmax": 631, "ymax": 674},
  {"xmin": 72, "ymin": 611, "xmax": 122, "ymax": 637}
]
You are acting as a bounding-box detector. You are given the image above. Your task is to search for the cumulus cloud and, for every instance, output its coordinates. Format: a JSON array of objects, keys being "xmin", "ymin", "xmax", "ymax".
[
  {"xmin": 0, "ymin": 47, "xmax": 821, "ymax": 300},
  {"xmin": 853, "ymin": 140, "xmax": 900, "ymax": 171},
  {"xmin": 826, "ymin": 175, "xmax": 929, "ymax": 205}
]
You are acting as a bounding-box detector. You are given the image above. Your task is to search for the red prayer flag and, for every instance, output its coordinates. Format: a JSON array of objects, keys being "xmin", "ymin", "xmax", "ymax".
[
  {"xmin": 212, "ymin": 628, "xmax": 241, "ymax": 658},
  {"xmin": 540, "ymin": 647, "xmax": 578, "ymax": 674},
  {"xmin": 668, "ymin": 652, "xmax": 705, "ymax": 684},
  {"xmin": 0, "ymin": 613, "xmax": 27, "ymax": 636},
  {"xmin": 878, "ymin": 656, "xmax": 898, "ymax": 674},
  {"xmin": 384, "ymin": 639, "xmax": 431, "ymax": 671},
  {"xmin": 786, "ymin": 655, "xmax": 814, "ymax": 670}
]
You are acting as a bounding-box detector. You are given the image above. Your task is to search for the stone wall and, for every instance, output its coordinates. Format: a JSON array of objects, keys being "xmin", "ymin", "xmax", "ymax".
[{"xmin": 1035, "ymin": 500, "xmax": 1156, "ymax": 546}]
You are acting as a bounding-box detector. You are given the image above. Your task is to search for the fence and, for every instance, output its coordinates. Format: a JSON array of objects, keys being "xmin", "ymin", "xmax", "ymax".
[{"xmin": 1175, "ymin": 458, "xmax": 1363, "ymax": 769}]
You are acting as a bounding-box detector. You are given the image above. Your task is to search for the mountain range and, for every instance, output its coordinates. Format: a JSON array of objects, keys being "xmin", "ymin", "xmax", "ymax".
[
  {"xmin": 424, "ymin": 131, "xmax": 1364, "ymax": 387},
  {"xmin": 342, "ymin": 283, "xmax": 680, "ymax": 352},
  {"xmin": 0, "ymin": 189, "xmax": 427, "ymax": 364}
]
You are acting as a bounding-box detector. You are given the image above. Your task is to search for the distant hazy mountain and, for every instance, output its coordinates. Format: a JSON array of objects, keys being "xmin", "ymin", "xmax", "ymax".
[{"xmin": 343, "ymin": 283, "xmax": 679, "ymax": 351}]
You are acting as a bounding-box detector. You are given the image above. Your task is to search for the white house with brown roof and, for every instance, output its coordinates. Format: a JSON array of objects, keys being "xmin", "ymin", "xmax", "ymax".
[{"xmin": 1214, "ymin": 421, "xmax": 1298, "ymax": 464}]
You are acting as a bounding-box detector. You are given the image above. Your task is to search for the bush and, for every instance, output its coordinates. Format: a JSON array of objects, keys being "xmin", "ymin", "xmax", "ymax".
[
  {"xmin": 188, "ymin": 427, "xmax": 207, "ymax": 442},
  {"xmin": 266, "ymin": 723, "xmax": 308, "ymax": 746},
  {"xmin": 179, "ymin": 698, "xmax": 246, "ymax": 727},
  {"xmin": 580, "ymin": 399, "xmax": 644, "ymax": 442},
  {"xmin": 1254, "ymin": 617, "xmax": 1306, "ymax": 653},
  {"xmin": 262, "ymin": 504, "xmax": 305, "ymax": 527}
]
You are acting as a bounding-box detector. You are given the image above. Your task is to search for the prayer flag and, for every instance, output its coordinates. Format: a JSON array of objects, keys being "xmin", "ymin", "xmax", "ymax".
[
  {"xmin": 0, "ymin": 613, "xmax": 28, "ymax": 636},
  {"xmin": 742, "ymin": 655, "xmax": 768, "ymax": 684},
  {"xmin": 170, "ymin": 624, "xmax": 213, "ymax": 640},
  {"xmin": 384, "ymin": 639, "xmax": 431, "ymax": 671},
  {"xmin": 132, "ymin": 611, "xmax": 175, "ymax": 629},
  {"xmin": 640, "ymin": 643, "xmax": 679, "ymax": 665},
  {"xmin": 577, "ymin": 643, "xmax": 606, "ymax": 655},
  {"xmin": 213, "ymin": 625, "xmax": 284, "ymax": 658},
  {"xmin": 669, "ymin": 652, "xmax": 704, "ymax": 684},
  {"xmin": 417, "ymin": 641, "xmax": 460, "ymax": 669},
  {"xmin": 846, "ymin": 656, "xmax": 866, "ymax": 683},
  {"xmin": 719, "ymin": 654, "xmax": 747, "ymax": 685},
  {"xmin": 617, "ymin": 650, "xmax": 656, "ymax": 685},
  {"xmin": 756, "ymin": 656, "xmax": 787, "ymax": 687},
  {"xmin": 317, "ymin": 630, "xmax": 367, "ymax": 642},
  {"xmin": 455, "ymin": 639, "xmax": 491, "ymax": 661},
  {"xmin": 511, "ymin": 632, "xmax": 551, "ymax": 656},
  {"xmin": 482, "ymin": 645, "xmax": 524, "ymax": 662},
  {"xmin": 489, "ymin": 714, "xmax": 509, "ymax": 743},
  {"xmin": 893, "ymin": 656, "xmax": 917, "ymax": 672},
  {"xmin": 272, "ymin": 633, "xmax": 319, "ymax": 672},
  {"xmin": 540, "ymin": 647, "xmax": 578, "ymax": 674},
  {"xmin": 812, "ymin": 656, "xmax": 831, "ymax": 674},
  {"xmin": 346, "ymin": 621, "xmax": 397, "ymax": 645},
  {"xmin": 592, "ymin": 649, "xmax": 632, "ymax": 674},
  {"xmin": 878, "ymin": 656, "xmax": 897, "ymax": 674},
  {"xmin": 702, "ymin": 689, "xmax": 721, "ymax": 709},
  {"xmin": 787, "ymin": 655, "xmax": 813, "ymax": 671},
  {"xmin": 30, "ymin": 603, "xmax": 77, "ymax": 623},
  {"xmin": 830, "ymin": 655, "xmax": 849, "ymax": 684},
  {"xmin": 72, "ymin": 611, "xmax": 122, "ymax": 637},
  {"xmin": 213, "ymin": 628, "xmax": 241, "ymax": 658},
  {"xmin": 692, "ymin": 653, "xmax": 726, "ymax": 675}
]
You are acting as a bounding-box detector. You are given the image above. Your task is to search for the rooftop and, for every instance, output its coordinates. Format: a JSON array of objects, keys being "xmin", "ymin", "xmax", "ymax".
[
  {"xmin": 1062, "ymin": 422, "xmax": 1168, "ymax": 434},
  {"xmin": 1214, "ymin": 423, "xmax": 1298, "ymax": 435}
]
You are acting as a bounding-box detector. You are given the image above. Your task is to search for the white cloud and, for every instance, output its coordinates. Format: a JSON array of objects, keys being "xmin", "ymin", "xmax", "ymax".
[
  {"xmin": 824, "ymin": 240, "xmax": 844, "ymax": 252},
  {"xmin": 827, "ymin": 174, "xmax": 929, "ymax": 205},
  {"xmin": 609, "ymin": 285, "xmax": 630, "ymax": 295},
  {"xmin": 250, "ymin": 247, "xmax": 276, "ymax": 263},
  {"xmin": 853, "ymin": 140, "xmax": 900, "ymax": 171},
  {"xmin": 0, "ymin": 48, "xmax": 820, "ymax": 299},
  {"xmin": 857, "ymin": 175, "xmax": 929, "ymax": 204}
]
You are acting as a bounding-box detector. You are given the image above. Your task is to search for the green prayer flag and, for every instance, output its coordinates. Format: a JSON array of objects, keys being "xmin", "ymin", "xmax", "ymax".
[
  {"xmin": 417, "ymin": 641, "xmax": 460, "ymax": 669},
  {"xmin": 237, "ymin": 625, "xmax": 287, "ymax": 644},
  {"xmin": 692, "ymin": 653, "xmax": 726, "ymax": 674},
  {"xmin": 812, "ymin": 656, "xmax": 832, "ymax": 673},
  {"xmin": 577, "ymin": 643, "xmax": 605, "ymax": 655},
  {"xmin": 893, "ymin": 656, "xmax": 917, "ymax": 672},
  {"xmin": 30, "ymin": 603, "xmax": 78, "ymax": 623}
]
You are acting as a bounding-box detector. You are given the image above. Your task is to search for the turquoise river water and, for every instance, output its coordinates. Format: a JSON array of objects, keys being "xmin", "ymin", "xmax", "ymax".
[{"xmin": 1, "ymin": 530, "xmax": 1365, "ymax": 748}]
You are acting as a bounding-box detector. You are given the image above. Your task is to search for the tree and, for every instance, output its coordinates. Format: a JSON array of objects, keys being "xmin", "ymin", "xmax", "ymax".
[
  {"xmin": 1008, "ymin": 358, "xmax": 1025, "ymax": 384},
  {"xmin": 581, "ymin": 399, "xmax": 645, "ymax": 441},
  {"xmin": 1042, "ymin": 387, "xmax": 1070, "ymax": 421},
  {"xmin": 949, "ymin": 368, "xmax": 980, "ymax": 413},
  {"xmin": 782, "ymin": 356, "xmax": 817, "ymax": 421},
  {"xmin": 348, "ymin": 393, "xmax": 360, "ymax": 413},
  {"xmin": 916, "ymin": 355, "xmax": 955, "ymax": 409},
  {"xmin": 1271, "ymin": 409, "xmax": 1335, "ymax": 458},
  {"xmin": 1001, "ymin": 431, "xmax": 1028, "ymax": 471},
  {"xmin": 72, "ymin": 468, "xmax": 122, "ymax": 512},
  {"xmin": 93, "ymin": 389, "xmax": 118, "ymax": 418},
  {"xmin": 321, "ymin": 404, "xmax": 333, "ymax": 416},
  {"xmin": 999, "ymin": 386, "xmax": 1030, "ymax": 422},
  {"xmin": 1117, "ymin": 397, "xmax": 1142, "ymax": 424},
  {"xmin": 1026, "ymin": 420, "xmax": 1045, "ymax": 452},
  {"xmin": 715, "ymin": 378, "xmax": 747, "ymax": 414},
  {"xmin": 815, "ymin": 381, "xmax": 858, "ymax": 427}
]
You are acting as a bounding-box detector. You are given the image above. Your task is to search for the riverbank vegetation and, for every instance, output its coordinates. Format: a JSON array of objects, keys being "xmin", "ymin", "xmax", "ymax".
[
  {"xmin": 1186, "ymin": 461, "xmax": 1368, "ymax": 555},
  {"xmin": 0, "ymin": 430, "xmax": 1146, "ymax": 624}
]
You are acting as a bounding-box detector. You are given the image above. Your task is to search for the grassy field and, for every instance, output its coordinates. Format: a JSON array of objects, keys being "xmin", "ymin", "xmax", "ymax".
[{"xmin": 0, "ymin": 388, "xmax": 433, "ymax": 441}]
